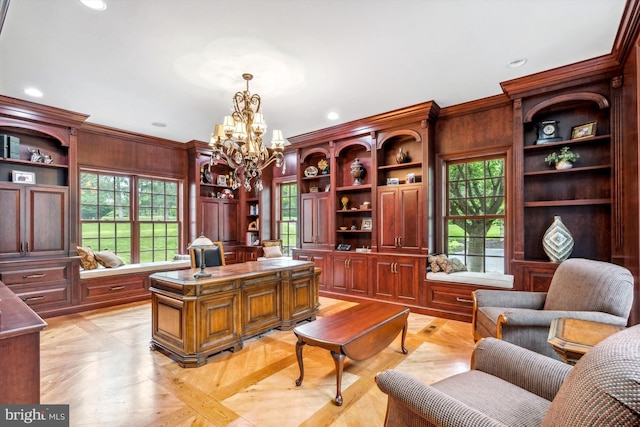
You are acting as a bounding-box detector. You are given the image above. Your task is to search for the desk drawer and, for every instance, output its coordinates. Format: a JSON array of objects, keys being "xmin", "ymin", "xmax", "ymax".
[
  {"xmin": 0, "ymin": 265, "xmax": 69, "ymax": 286},
  {"xmin": 14, "ymin": 285, "xmax": 72, "ymax": 308}
]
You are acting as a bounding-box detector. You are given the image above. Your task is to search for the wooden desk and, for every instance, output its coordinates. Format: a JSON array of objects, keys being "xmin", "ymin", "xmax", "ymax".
[
  {"xmin": 548, "ymin": 317, "xmax": 625, "ymax": 364},
  {"xmin": 0, "ymin": 280, "xmax": 48, "ymax": 403},
  {"xmin": 149, "ymin": 259, "xmax": 319, "ymax": 367},
  {"xmin": 294, "ymin": 301, "xmax": 409, "ymax": 406}
]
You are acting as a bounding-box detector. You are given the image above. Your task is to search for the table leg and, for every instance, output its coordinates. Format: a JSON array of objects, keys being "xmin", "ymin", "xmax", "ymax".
[
  {"xmin": 295, "ymin": 339, "xmax": 305, "ymax": 386},
  {"xmin": 331, "ymin": 351, "xmax": 345, "ymax": 406},
  {"xmin": 400, "ymin": 320, "xmax": 408, "ymax": 354}
]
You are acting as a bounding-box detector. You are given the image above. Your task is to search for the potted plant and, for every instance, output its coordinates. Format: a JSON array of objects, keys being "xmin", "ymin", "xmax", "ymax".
[{"xmin": 544, "ymin": 146, "xmax": 580, "ymax": 170}]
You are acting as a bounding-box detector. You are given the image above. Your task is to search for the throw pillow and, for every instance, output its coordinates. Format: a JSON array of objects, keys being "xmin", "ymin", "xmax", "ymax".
[
  {"xmin": 428, "ymin": 254, "xmax": 448, "ymax": 273},
  {"xmin": 77, "ymin": 246, "xmax": 99, "ymax": 270},
  {"xmin": 437, "ymin": 257, "xmax": 468, "ymax": 274},
  {"xmin": 263, "ymin": 245, "xmax": 283, "ymax": 258},
  {"xmin": 94, "ymin": 249, "xmax": 125, "ymax": 268}
]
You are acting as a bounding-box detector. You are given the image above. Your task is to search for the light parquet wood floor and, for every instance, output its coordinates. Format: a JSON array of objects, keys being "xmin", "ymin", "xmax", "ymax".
[{"xmin": 40, "ymin": 297, "xmax": 475, "ymax": 426}]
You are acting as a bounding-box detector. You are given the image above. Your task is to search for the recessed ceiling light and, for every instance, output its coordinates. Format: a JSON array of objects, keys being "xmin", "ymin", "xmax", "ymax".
[
  {"xmin": 80, "ymin": 0, "xmax": 107, "ymax": 11},
  {"xmin": 507, "ymin": 58, "xmax": 527, "ymax": 68},
  {"xmin": 24, "ymin": 87, "xmax": 43, "ymax": 97},
  {"xmin": 151, "ymin": 122, "xmax": 167, "ymax": 128},
  {"xmin": 327, "ymin": 112, "xmax": 339, "ymax": 120}
]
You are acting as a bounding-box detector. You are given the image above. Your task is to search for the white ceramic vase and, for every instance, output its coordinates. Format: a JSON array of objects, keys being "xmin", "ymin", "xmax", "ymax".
[{"xmin": 542, "ymin": 216, "xmax": 574, "ymax": 262}]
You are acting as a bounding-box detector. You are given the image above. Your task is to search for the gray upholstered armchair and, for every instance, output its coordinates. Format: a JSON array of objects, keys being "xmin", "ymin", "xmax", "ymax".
[
  {"xmin": 375, "ymin": 325, "xmax": 640, "ymax": 426},
  {"xmin": 472, "ymin": 258, "xmax": 633, "ymax": 359}
]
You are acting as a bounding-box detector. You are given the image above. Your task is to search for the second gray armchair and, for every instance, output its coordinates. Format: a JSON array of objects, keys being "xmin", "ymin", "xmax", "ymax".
[{"xmin": 472, "ymin": 258, "xmax": 633, "ymax": 359}]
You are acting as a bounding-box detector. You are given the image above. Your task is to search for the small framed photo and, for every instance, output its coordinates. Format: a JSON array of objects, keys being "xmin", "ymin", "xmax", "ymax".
[
  {"xmin": 216, "ymin": 175, "xmax": 227, "ymax": 186},
  {"xmin": 571, "ymin": 121, "xmax": 597, "ymax": 140},
  {"xmin": 361, "ymin": 217, "xmax": 372, "ymax": 230},
  {"xmin": 325, "ymin": 184, "xmax": 331, "ymax": 192},
  {"xmin": 386, "ymin": 177, "xmax": 399, "ymax": 185},
  {"xmin": 12, "ymin": 170, "xmax": 35, "ymax": 184}
]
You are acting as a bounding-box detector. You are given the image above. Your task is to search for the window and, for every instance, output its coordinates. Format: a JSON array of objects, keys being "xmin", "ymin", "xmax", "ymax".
[
  {"xmin": 80, "ymin": 171, "xmax": 180, "ymax": 263},
  {"xmin": 137, "ymin": 178, "xmax": 179, "ymax": 262},
  {"xmin": 446, "ymin": 157, "xmax": 505, "ymax": 273},
  {"xmin": 277, "ymin": 182, "xmax": 298, "ymax": 256}
]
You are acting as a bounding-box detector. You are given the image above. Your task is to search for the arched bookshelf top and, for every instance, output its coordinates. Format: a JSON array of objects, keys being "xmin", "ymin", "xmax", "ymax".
[
  {"xmin": 524, "ymin": 92, "xmax": 609, "ymax": 123},
  {"xmin": 334, "ymin": 140, "xmax": 371, "ymax": 158},
  {"xmin": 376, "ymin": 129, "xmax": 421, "ymax": 150}
]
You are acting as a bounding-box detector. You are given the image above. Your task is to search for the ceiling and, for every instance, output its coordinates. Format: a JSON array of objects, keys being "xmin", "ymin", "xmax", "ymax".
[{"xmin": 0, "ymin": 0, "xmax": 628, "ymax": 143}]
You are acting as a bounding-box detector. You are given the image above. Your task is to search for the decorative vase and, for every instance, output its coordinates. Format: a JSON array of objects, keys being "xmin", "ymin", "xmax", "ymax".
[
  {"xmin": 395, "ymin": 147, "xmax": 408, "ymax": 164},
  {"xmin": 542, "ymin": 216, "xmax": 574, "ymax": 262},
  {"xmin": 555, "ymin": 160, "xmax": 573, "ymax": 170},
  {"xmin": 350, "ymin": 158, "xmax": 365, "ymax": 185}
]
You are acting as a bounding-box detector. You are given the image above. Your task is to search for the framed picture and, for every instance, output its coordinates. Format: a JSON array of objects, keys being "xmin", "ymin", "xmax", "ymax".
[
  {"xmin": 216, "ymin": 175, "xmax": 227, "ymax": 186},
  {"xmin": 12, "ymin": 170, "xmax": 35, "ymax": 184},
  {"xmin": 361, "ymin": 217, "xmax": 372, "ymax": 230},
  {"xmin": 386, "ymin": 177, "xmax": 399, "ymax": 185},
  {"xmin": 571, "ymin": 121, "xmax": 597, "ymax": 140}
]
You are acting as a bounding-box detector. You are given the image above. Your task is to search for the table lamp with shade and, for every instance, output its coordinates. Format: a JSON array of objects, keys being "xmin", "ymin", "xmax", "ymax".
[{"xmin": 188, "ymin": 233, "xmax": 215, "ymax": 279}]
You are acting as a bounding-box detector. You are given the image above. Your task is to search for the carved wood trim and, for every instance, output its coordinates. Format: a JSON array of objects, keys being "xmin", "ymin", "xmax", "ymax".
[
  {"xmin": 523, "ymin": 92, "xmax": 610, "ymax": 123},
  {"xmin": 0, "ymin": 95, "xmax": 88, "ymax": 128},
  {"xmin": 611, "ymin": 0, "xmax": 640, "ymax": 65},
  {"xmin": 287, "ymin": 101, "xmax": 439, "ymax": 147},
  {"xmin": 611, "ymin": 76, "xmax": 624, "ymax": 251},
  {"xmin": 376, "ymin": 129, "xmax": 422, "ymax": 150},
  {"xmin": 439, "ymin": 94, "xmax": 510, "ymax": 119},
  {"xmin": 501, "ymin": 55, "xmax": 620, "ymax": 99},
  {"xmin": 0, "ymin": 116, "xmax": 71, "ymax": 147}
]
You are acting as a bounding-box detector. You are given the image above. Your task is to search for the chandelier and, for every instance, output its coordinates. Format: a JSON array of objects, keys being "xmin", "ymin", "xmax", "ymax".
[{"xmin": 209, "ymin": 73, "xmax": 289, "ymax": 192}]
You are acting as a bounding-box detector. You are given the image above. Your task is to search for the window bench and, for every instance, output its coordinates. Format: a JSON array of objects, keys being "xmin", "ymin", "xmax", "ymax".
[
  {"xmin": 78, "ymin": 260, "xmax": 191, "ymax": 310},
  {"xmin": 426, "ymin": 271, "xmax": 514, "ymax": 289},
  {"xmin": 425, "ymin": 272, "xmax": 514, "ymax": 322}
]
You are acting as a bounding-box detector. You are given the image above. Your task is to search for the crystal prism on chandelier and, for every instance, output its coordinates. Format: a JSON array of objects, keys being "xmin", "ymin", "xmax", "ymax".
[{"xmin": 209, "ymin": 73, "xmax": 289, "ymax": 192}]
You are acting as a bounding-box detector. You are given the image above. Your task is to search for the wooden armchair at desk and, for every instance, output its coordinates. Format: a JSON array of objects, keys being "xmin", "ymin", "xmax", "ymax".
[{"xmin": 189, "ymin": 241, "xmax": 225, "ymax": 268}]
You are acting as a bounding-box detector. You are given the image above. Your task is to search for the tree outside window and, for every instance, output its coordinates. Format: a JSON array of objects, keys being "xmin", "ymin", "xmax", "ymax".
[{"xmin": 446, "ymin": 157, "xmax": 505, "ymax": 273}]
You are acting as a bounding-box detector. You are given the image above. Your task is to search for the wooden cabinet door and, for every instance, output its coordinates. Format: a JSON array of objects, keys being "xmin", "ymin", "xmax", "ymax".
[
  {"xmin": 372, "ymin": 255, "xmax": 420, "ymax": 302},
  {"xmin": 331, "ymin": 253, "xmax": 348, "ymax": 292},
  {"xmin": 348, "ymin": 255, "xmax": 368, "ymax": 295},
  {"xmin": 220, "ymin": 199, "xmax": 240, "ymax": 245},
  {"xmin": 377, "ymin": 188, "xmax": 398, "ymax": 251},
  {"xmin": 0, "ymin": 184, "xmax": 68, "ymax": 258},
  {"xmin": 201, "ymin": 199, "xmax": 240, "ymax": 245},
  {"xmin": 26, "ymin": 186, "xmax": 68, "ymax": 257},
  {"xmin": 398, "ymin": 186, "xmax": 421, "ymax": 250},
  {"xmin": 315, "ymin": 193, "xmax": 331, "ymax": 246},
  {"xmin": 301, "ymin": 193, "xmax": 330, "ymax": 248},
  {"xmin": 0, "ymin": 184, "xmax": 22, "ymax": 258},
  {"xmin": 373, "ymin": 257, "xmax": 395, "ymax": 299},
  {"xmin": 201, "ymin": 199, "xmax": 221, "ymax": 241},
  {"xmin": 294, "ymin": 250, "xmax": 329, "ymax": 289},
  {"xmin": 396, "ymin": 256, "xmax": 420, "ymax": 303},
  {"xmin": 377, "ymin": 185, "xmax": 422, "ymax": 252}
]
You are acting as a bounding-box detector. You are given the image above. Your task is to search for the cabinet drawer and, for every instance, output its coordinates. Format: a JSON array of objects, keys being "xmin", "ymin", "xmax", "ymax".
[
  {"xmin": 0, "ymin": 265, "xmax": 69, "ymax": 286},
  {"xmin": 426, "ymin": 283, "xmax": 475, "ymax": 313},
  {"xmin": 80, "ymin": 275, "xmax": 148, "ymax": 303},
  {"xmin": 224, "ymin": 251, "xmax": 238, "ymax": 264},
  {"xmin": 14, "ymin": 285, "xmax": 71, "ymax": 308}
]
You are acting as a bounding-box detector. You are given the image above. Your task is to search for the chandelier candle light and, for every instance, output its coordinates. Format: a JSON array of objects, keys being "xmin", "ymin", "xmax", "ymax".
[{"xmin": 210, "ymin": 73, "xmax": 289, "ymax": 192}]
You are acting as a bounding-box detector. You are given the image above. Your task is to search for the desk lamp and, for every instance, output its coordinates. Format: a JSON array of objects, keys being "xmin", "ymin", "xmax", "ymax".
[{"xmin": 188, "ymin": 233, "xmax": 215, "ymax": 279}]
